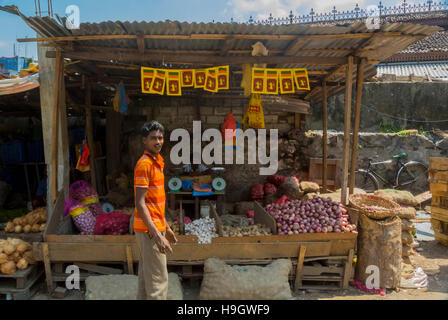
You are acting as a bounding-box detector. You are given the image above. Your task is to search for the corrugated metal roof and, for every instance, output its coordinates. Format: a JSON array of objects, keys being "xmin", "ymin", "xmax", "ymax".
[{"xmin": 377, "ymin": 61, "xmax": 448, "ymax": 80}]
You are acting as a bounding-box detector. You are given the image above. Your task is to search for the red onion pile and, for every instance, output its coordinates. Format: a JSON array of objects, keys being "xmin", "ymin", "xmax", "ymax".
[{"xmin": 265, "ymin": 195, "xmax": 357, "ymax": 235}]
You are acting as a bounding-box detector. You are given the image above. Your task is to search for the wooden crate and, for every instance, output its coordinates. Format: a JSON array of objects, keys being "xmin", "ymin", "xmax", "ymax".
[
  {"xmin": 430, "ymin": 218, "xmax": 448, "ymax": 247},
  {"xmin": 430, "ymin": 157, "xmax": 448, "ymax": 171},
  {"xmin": 0, "ymin": 264, "xmax": 44, "ymax": 300},
  {"xmin": 309, "ymin": 158, "xmax": 342, "ymax": 188}
]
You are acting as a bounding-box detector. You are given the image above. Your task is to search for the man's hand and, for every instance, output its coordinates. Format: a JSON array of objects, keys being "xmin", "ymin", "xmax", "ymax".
[
  {"xmin": 165, "ymin": 227, "xmax": 178, "ymax": 245},
  {"xmin": 153, "ymin": 232, "xmax": 173, "ymax": 255}
]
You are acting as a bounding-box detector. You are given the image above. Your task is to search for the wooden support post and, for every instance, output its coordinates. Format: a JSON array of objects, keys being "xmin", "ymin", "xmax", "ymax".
[
  {"xmin": 195, "ymin": 196, "xmax": 200, "ymax": 220},
  {"xmin": 85, "ymin": 82, "xmax": 97, "ymax": 190},
  {"xmin": 294, "ymin": 245, "xmax": 307, "ymax": 292},
  {"xmin": 179, "ymin": 199, "xmax": 185, "ymax": 235},
  {"xmin": 342, "ymin": 249, "xmax": 355, "ymax": 289},
  {"xmin": 322, "ymin": 81, "xmax": 328, "ymax": 193},
  {"xmin": 106, "ymin": 110, "xmax": 122, "ymax": 175},
  {"xmin": 42, "ymin": 243, "xmax": 54, "ymax": 294},
  {"xmin": 294, "ymin": 113, "xmax": 301, "ymax": 129},
  {"xmin": 50, "ymin": 48, "xmax": 62, "ymax": 203},
  {"xmin": 126, "ymin": 245, "xmax": 134, "ymax": 275},
  {"xmin": 349, "ymin": 58, "xmax": 366, "ymax": 195},
  {"xmin": 340, "ymin": 56, "xmax": 354, "ymax": 205}
]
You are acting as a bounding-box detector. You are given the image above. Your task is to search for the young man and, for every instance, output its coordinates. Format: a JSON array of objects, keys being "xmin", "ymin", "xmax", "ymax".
[{"xmin": 134, "ymin": 121, "xmax": 177, "ymax": 300}]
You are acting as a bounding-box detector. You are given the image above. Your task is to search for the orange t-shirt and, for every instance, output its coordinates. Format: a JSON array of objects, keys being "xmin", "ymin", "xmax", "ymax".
[{"xmin": 133, "ymin": 150, "xmax": 166, "ymax": 233}]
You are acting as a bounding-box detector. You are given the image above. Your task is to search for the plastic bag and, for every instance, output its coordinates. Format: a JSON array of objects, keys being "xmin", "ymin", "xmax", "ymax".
[
  {"xmin": 250, "ymin": 183, "xmax": 265, "ymax": 201},
  {"xmin": 64, "ymin": 199, "xmax": 96, "ymax": 235},
  {"xmin": 69, "ymin": 180, "xmax": 103, "ymax": 217},
  {"xmin": 242, "ymin": 94, "xmax": 265, "ymax": 129},
  {"xmin": 222, "ymin": 113, "xmax": 237, "ymax": 148},
  {"xmin": 94, "ymin": 211, "xmax": 130, "ymax": 235},
  {"xmin": 400, "ymin": 267, "xmax": 428, "ymax": 289}
]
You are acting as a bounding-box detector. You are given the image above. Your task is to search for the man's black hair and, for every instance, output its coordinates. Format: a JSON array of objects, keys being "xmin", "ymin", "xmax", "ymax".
[{"xmin": 141, "ymin": 121, "xmax": 165, "ymax": 137}]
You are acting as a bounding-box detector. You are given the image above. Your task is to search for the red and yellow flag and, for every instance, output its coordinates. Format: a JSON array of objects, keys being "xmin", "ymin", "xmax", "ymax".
[
  {"xmin": 217, "ymin": 65, "xmax": 229, "ymax": 90},
  {"xmin": 150, "ymin": 69, "xmax": 166, "ymax": 95},
  {"xmin": 294, "ymin": 68, "xmax": 310, "ymax": 90},
  {"xmin": 166, "ymin": 70, "xmax": 182, "ymax": 96},
  {"xmin": 204, "ymin": 68, "xmax": 218, "ymax": 93},
  {"xmin": 251, "ymin": 68, "xmax": 265, "ymax": 94},
  {"xmin": 194, "ymin": 69, "xmax": 207, "ymax": 88},
  {"xmin": 264, "ymin": 69, "xmax": 278, "ymax": 95},
  {"xmin": 181, "ymin": 69, "xmax": 194, "ymax": 87},
  {"xmin": 279, "ymin": 69, "xmax": 295, "ymax": 94},
  {"xmin": 141, "ymin": 67, "xmax": 155, "ymax": 94}
]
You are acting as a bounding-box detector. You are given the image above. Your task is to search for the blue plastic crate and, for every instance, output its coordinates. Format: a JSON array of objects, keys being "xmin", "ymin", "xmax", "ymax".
[
  {"xmin": 1, "ymin": 141, "xmax": 25, "ymax": 164},
  {"xmin": 26, "ymin": 141, "xmax": 45, "ymax": 163}
]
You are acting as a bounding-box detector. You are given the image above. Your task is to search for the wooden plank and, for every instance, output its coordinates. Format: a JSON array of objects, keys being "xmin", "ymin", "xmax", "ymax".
[
  {"xmin": 136, "ymin": 32, "xmax": 145, "ymax": 55},
  {"xmin": 254, "ymin": 201, "xmax": 277, "ymax": 234},
  {"xmin": 294, "ymin": 245, "xmax": 307, "ymax": 291},
  {"xmin": 340, "ymin": 56, "xmax": 354, "ymax": 205},
  {"xmin": 430, "ymin": 157, "xmax": 448, "ymax": 171},
  {"xmin": 20, "ymin": 32, "xmax": 410, "ymax": 43},
  {"xmin": 73, "ymin": 262, "xmax": 123, "ymax": 275},
  {"xmin": 126, "ymin": 245, "xmax": 134, "ymax": 275},
  {"xmin": 208, "ymin": 200, "xmax": 223, "ymax": 236},
  {"xmin": 430, "ymin": 182, "xmax": 448, "ymax": 196},
  {"xmin": 85, "ymin": 82, "xmax": 97, "ymax": 191},
  {"xmin": 294, "ymin": 113, "xmax": 301, "ymax": 129},
  {"xmin": 342, "ymin": 249, "xmax": 354, "ymax": 289},
  {"xmin": 302, "ymin": 265, "xmax": 344, "ymax": 276},
  {"xmin": 106, "ymin": 110, "xmax": 122, "ymax": 175},
  {"xmin": 430, "ymin": 170, "xmax": 448, "ymax": 183},
  {"xmin": 430, "ymin": 211, "xmax": 448, "ymax": 223},
  {"xmin": 322, "ymin": 81, "xmax": 328, "ymax": 193},
  {"xmin": 50, "ymin": 48, "xmax": 62, "ymax": 203},
  {"xmin": 415, "ymin": 191, "xmax": 432, "ymax": 205},
  {"xmin": 44, "ymin": 191, "xmax": 64, "ymax": 237},
  {"xmin": 212, "ymin": 233, "xmax": 357, "ymax": 242},
  {"xmin": 41, "ymin": 243, "xmax": 54, "ymax": 294},
  {"xmin": 58, "ymin": 50, "xmax": 347, "ymax": 66},
  {"xmin": 349, "ymin": 58, "xmax": 366, "ymax": 195}
]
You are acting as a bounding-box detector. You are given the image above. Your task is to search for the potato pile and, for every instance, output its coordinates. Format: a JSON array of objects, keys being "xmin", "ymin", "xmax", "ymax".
[
  {"xmin": 4, "ymin": 207, "xmax": 46, "ymax": 234},
  {"xmin": 222, "ymin": 224, "xmax": 272, "ymax": 237},
  {"xmin": 0, "ymin": 238, "xmax": 36, "ymax": 274}
]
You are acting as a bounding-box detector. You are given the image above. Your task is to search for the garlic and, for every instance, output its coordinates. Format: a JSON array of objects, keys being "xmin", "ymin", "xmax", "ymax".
[{"xmin": 184, "ymin": 217, "xmax": 219, "ymax": 244}]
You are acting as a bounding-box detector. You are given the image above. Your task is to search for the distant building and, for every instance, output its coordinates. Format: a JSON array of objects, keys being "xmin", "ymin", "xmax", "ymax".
[{"xmin": 0, "ymin": 56, "xmax": 29, "ymax": 76}]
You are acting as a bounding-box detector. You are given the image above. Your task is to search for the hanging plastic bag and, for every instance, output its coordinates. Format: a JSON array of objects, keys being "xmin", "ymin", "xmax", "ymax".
[
  {"xmin": 76, "ymin": 143, "xmax": 90, "ymax": 172},
  {"xmin": 242, "ymin": 93, "xmax": 265, "ymax": 129}
]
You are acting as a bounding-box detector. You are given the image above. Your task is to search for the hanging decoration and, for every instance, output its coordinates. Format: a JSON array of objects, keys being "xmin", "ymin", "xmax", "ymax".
[
  {"xmin": 141, "ymin": 66, "xmax": 230, "ymax": 95},
  {"xmin": 250, "ymin": 67, "xmax": 310, "ymax": 94},
  {"xmin": 264, "ymin": 69, "xmax": 279, "ymax": 95},
  {"xmin": 294, "ymin": 68, "xmax": 310, "ymax": 90},
  {"xmin": 150, "ymin": 69, "xmax": 167, "ymax": 95},
  {"xmin": 166, "ymin": 70, "xmax": 182, "ymax": 96}
]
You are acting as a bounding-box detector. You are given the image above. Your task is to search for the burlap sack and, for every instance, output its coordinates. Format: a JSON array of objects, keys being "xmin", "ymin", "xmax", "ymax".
[
  {"xmin": 397, "ymin": 206, "xmax": 417, "ymax": 219},
  {"xmin": 356, "ymin": 214, "xmax": 402, "ymax": 289},
  {"xmin": 199, "ymin": 258, "xmax": 293, "ymax": 300},
  {"xmin": 402, "ymin": 245, "xmax": 414, "ymax": 257},
  {"xmin": 374, "ymin": 189, "xmax": 418, "ymax": 207},
  {"xmin": 299, "ymin": 181, "xmax": 320, "ymax": 193},
  {"xmin": 402, "ymin": 231, "xmax": 414, "ymax": 245},
  {"xmin": 303, "ymin": 192, "xmax": 318, "ymax": 200},
  {"xmin": 401, "ymin": 219, "xmax": 416, "ymax": 231}
]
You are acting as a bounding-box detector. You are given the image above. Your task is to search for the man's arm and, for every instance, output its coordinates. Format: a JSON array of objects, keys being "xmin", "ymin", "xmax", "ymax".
[{"xmin": 135, "ymin": 188, "xmax": 172, "ymax": 254}]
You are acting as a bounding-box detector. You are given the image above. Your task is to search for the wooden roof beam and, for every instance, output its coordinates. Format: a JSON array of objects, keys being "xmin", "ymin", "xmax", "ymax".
[
  {"xmin": 18, "ymin": 31, "xmax": 408, "ymax": 43},
  {"xmin": 48, "ymin": 50, "xmax": 347, "ymax": 65}
]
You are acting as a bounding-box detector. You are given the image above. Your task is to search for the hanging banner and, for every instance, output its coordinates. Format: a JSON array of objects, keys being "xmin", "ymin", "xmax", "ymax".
[
  {"xmin": 251, "ymin": 68, "xmax": 265, "ymax": 94},
  {"xmin": 279, "ymin": 69, "xmax": 295, "ymax": 94},
  {"xmin": 194, "ymin": 69, "xmax": 207, "ymax": 88},
  {"xmin": 217, "ymin": 65, "xmax": 229, "ymax": 90},
  {"xmin": 150, "ymin": 69, "xmax": 166, "ymax": 95},
  {"xmin": 181, "ymin": 69, "xmax": 194, "ymax": 87},
  {"xmin": 166, "ymin": 70, "xmax": 182, "ymax": 96},
  {"xmin": 204, "ymin": 68, "xmax": 218, "ymax": 93},
  {"xmin": 141, "ymin": 67, "xmax": 155, "ymax": 93},
  {"xmin": 294, "ymin": 68, "xmax": 310, "ymax": 90},
  {"xmin": 264, "ymin": 69, "xmax": 278, "ymax": 95}
]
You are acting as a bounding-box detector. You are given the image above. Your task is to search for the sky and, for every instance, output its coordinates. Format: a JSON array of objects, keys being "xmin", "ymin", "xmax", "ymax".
[{"xmin": 0, "ymin": 0, "xmax": 427, "ymax": 60}]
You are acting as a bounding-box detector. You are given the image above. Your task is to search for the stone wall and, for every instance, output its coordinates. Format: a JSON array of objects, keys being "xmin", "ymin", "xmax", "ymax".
[{"xmin": 307, "ymin": 82, "xmax": 448, "ymax": 132}]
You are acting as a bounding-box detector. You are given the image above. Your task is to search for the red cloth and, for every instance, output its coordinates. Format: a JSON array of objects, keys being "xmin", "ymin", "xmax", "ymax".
[{"xmin": 79, "ymin": 144, "xmax": 90, "ymax": 166}]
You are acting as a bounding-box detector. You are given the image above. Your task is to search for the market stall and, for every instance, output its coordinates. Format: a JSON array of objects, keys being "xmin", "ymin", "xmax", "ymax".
[{"xmin": 3, "ymin": 8, "xmax": 442, "ymax": 296}]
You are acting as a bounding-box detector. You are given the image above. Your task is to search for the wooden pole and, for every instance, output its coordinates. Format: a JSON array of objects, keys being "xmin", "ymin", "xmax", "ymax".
[
  {"xmin": 50, "ymin": 48, "xmax": 62, "ymax": 203},
  {"xmin": 85, "ymin": 82, "xmax": 97, "ymax": 190},
  {"xmin": 349, "ymin": 58, "xmax": 366, "ymax": 195},
  {"xmin": 340, "ymin": 56, "xmax": 354, "ymax": 205},
  {"xmin": 322, "ymin": 81, "xmax": 328, "ymax": 193}
]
